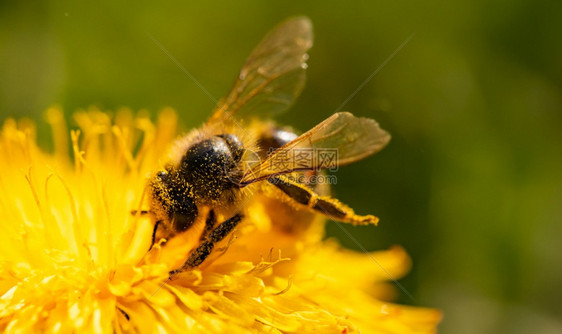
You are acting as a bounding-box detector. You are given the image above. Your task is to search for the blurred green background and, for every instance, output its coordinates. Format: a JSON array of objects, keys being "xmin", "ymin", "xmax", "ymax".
[{"xmin": 2, "ymin": 1, "xmax": 561, "ymax": 332}]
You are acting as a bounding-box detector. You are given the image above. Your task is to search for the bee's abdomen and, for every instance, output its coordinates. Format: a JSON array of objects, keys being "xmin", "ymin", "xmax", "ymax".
[{"xmin": 257, "ymin": 126, "xmax": 298, "ymax": 158}]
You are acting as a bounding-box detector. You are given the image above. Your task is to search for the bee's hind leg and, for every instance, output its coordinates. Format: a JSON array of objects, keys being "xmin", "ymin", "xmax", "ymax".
[
  {"xmin": 169, "ymin": 213, "xmax": 243, "ymax": 276},
  {"xmin": 199, "ymin": 209, "xmax": 216, "ymax": 241},
  {"xmin": 268, "ymin": 175, "xmax": 379, "ymax": 225}
]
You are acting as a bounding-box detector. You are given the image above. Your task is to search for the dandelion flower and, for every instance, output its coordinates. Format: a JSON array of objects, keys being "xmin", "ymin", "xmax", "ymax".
[{"xmin": 0, "ymin": 107, "xmax": 441, "ymax": 333}]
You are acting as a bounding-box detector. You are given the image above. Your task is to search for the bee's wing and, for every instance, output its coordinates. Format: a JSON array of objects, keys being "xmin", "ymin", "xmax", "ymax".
[
  {"xmin": 239, "ymin": 112, "xmax": 391, "ymax": 186},
  {"xmin": 209, "ymin": 16, "xmax": 313, "ymax": 123}
]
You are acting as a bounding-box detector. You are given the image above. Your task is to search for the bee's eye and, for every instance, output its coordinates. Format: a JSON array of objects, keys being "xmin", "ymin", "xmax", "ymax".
[
  {"xmin": 157, "ymin": 170, "xmax": 168, "ymax": 178},
  {"xmin": 217, "ymin": 134, "xmax": 244, "ymax": 162}
]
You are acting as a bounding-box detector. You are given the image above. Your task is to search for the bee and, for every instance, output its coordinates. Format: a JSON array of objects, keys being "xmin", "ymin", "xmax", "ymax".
[{"xmin": 142, "ymin": 17, "xmax": 391, "ymax": 276}]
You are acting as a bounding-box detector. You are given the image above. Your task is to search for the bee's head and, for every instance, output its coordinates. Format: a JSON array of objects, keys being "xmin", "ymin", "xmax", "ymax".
[
  {"xmin": 150, "ymin": 168, "xmax": 198, "ymax": 233},
  {"xmin": 179, "ymin": 134, "xmax": 244, "ymax": 202}
]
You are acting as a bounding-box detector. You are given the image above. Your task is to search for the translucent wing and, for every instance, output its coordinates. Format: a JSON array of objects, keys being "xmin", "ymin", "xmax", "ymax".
[
  {"xmin": 209, "ymin": 17, "xmax": 313, "ymax": 122},
  {"xmin": 239, "ymin": 112, "xmax": 391, "ymax": 186}
]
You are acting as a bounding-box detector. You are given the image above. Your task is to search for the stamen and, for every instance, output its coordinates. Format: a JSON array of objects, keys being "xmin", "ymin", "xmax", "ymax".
[
  {"xmin": 24, "ymin": 167, "xmax": 43, "ymax": 216},
  {"xmin": 71, "ymin": 130, "xmax": 83, "ymax": 173},
  {"xmin": 133, "ymin": 116, "xmax": 155, "ymax": 171},
  {"xmin": 112, "ymin": 125, "xmax": 136, "ymax": 171},
  {"xmin": 53, "ymin": 172, "xmax": 92, "ymax": 268},
  {"xmin": 272, "ymin": 275, "xmax": 293, "ymax": 296},
  {"xmin": 45, "ymin": 106, "xmax": 69, "ymax": 165}
]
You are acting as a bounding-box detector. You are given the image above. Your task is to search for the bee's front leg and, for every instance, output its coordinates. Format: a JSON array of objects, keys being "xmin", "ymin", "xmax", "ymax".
[
  {"xmin": 149, "ymin": 220, "xmax": 162, "ymax": 251},
  {"xmin": 169, "ymin": 213, "xmax": 243, "ymax": 276},
  {"xmin": 130, "ymin": 210, "xmax": 161, "ymax": 251},
  {"xmin": 130, "ymin": 210, "xmax": 150, "ymax": 216}
]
